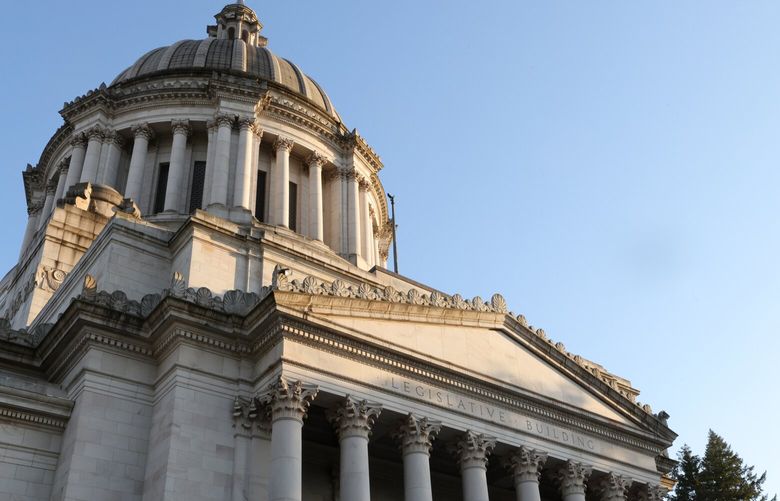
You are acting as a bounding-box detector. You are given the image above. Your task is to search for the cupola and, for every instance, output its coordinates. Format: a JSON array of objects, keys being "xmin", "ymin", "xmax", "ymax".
[{"xmin": 207, "ymin": 0, "xmax": 267, "ymax": 47}]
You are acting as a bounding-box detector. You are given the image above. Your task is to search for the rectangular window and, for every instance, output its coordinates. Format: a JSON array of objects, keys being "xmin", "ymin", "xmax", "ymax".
[
  {"xmin": 289, "ymin": 181, "xmax": 298, "ymax": 232},
  {"xmin": 254, "ymin": 170, "xmax": 267, "ymax": 222},
  {"xmin": 153, "ymin": 162, "xmax": 169, "ymax": 214},
  {"xmin": 188, "ymin": 161, "xmax": 207, "ymax": 214}
]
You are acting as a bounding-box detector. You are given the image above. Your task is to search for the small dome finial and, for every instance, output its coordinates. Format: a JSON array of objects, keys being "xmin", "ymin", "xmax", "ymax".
[{"xmin": 209, "ymin": 1, "xmax": 267, "ymax": 47}]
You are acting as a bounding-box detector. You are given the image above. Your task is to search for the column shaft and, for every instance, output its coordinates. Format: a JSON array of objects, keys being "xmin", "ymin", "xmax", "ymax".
[
  {"xmin": 164, "ymin": 120, "xmax": 190, "ymax": 212},
  {"xmin": 329, "ymin": 396, "xmax": 382, "ymax": 501},
  {"xmin": 64, "ymin": 136, "xmax": 87, "ymax": 190},
  {"xmin": 516, "ymin": 480, "xmax": 541, "ymax": 501},
  {"xmin": 101, "ymin": 131, "xmax": 124, "ymax": 188},
  {"xmin": 396, "ymin": 414, "xmax": 440, "ymax": 501},
  {"xmin": 38, "ymin": 184, "xmax": 56, "ymax": 230},
  {"xmin": 125, "ymin": 124, "xmax": 153, "ymax": 202},
  {"xmin": 232, "ymin": 434, "xmax": 249, "ymax": 501},
  {"xmin": 359, "ymin": 178, "xmax": 374, "ymax": 267},
  {"xmin": 307, "ymin": 153, "xmax": 324, "ymax": 241},
  {"xmin": 19, "ymin": 206, "xmax": 41, "ymax": 258},
  {"xmin": 210, "ymin": 115, "xmax": 234, "ymax": 207},
  {"xmin": 261, "ymin": 377, "xmax": 318, "ymax": 501},
  {"xmin": 202, "ymin": 121, "xmax": 217, "ymax": 208},
  {"xmin": 346, "ymin": 172, "xmax": 361, "ymax": 259},
  {"xmin": 233, "ymin": 118, "xmax": 258, "ymax": 211},
  {"xmin": 54, "ymin": 164, "xmax": 68, "ymax": 203},
  {"xmin": 271, "ymin": 137, "xmax": 293, "ymax": 227},
  {"xmin": 79, "ymin": 127, "xmax": 104, "ymax": 184},
  {"xmin": 456, "ymin": 431, "xmax": 496, "ymax": 501}
]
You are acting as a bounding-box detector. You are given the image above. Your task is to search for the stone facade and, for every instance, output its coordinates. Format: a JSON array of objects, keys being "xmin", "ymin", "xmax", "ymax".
[{"xmin": 0, "ymin": 2, "xmax": 676, "ymax": 500}]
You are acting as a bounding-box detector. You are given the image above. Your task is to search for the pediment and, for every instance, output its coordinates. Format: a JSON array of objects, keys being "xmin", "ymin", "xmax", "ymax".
[{"xmin": 272, "ymin": 288, "xmax": 670, "ymax": 440}]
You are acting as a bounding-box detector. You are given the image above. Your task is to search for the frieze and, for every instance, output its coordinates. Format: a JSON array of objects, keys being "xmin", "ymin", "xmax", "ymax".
[{"xmin": 384, "ymin": 376, "xmax": 600, "ymax": 453}]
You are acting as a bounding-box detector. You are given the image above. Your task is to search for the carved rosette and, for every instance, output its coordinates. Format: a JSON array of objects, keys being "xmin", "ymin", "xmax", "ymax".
[
  {"xmin": 394, "ymin": 414, "xmax": 441, "ymax": 456},
  {"xmin": 637, "ymin": 484, "xmax": 667, "ymax": 501},
  {"xmin": 215, "ymin": 113, "xmax": 235, "ymax": 128},
  {"xmin": 558, "ymin": 460, "xmax": 592, "ymax": 496},
  {"xmin": 600, "ymin": 473, "xmax": 632, "ymax": 501},
  {"xmin": 70, "ymin": 133, "xmax": 88, "ymax": 149},
  {"xmin": 328, "ymin": 395, "xmax": 382, "ymax": 440},
  {"xmin": 508, "ymin": 446, "xmax": 548, "ymax": 483},
  {"xmin": 259, "ymin": 376, "xmax": 319, "ymax": 423},
  {"xmin": 274, "ymin": 136, "xmax": 294, "ymax": 153},
  {"xmin": 455, "ymin": 430, "xmax": 497, "ymax": 470},
  {"xmin": 307, "ymin": 151, "xmax": 326, "ymax": 168},
  {"xmin": 131, "ymin": 123, "xmax": 154, "ymax": 141},
  {"xmin": 171, "ymin": 119, "xmax": 192, "ymax": 137}
]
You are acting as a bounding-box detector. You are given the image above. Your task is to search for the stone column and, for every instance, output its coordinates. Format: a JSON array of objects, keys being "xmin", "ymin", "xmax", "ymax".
[
  {"xmin": 79, "ymin": 126, "xmax": 104, "ymax": 184},
  {"xmin": 637, "ymin": 483, "xmax": 667, "ymax": 501},
  {"xmin": 346, "ymin": 171, "xmax": 362, "ymax": 260},
  {"xmin": 37, "ymin": 179, "xmax": 57, "ymax": 230},
  {"xmin": 19, "ymin": 203, "xmax": 42, "ymax": 258},
  {"xmin": 202, "ymin": 120, "xmax": 217, "ymax": 208},
  {"xmin": 599, "ymin": 473, "xmax": 632, "ymax": 501},
  {"xmin": 558, "ymin": 460, "xmax": 592, "ymax": 501},
  {"xmin": 359, "ymin": 176, "xmax": 374, "ymax": 267},
  {"xmin": 64, "ymin": 134, "xmax": 87, "ymax": 190},
  {"xmin": 125, "ymin": 123, "xmax": 154, "ymax": 203},
  {"xmin": 210, "ymin": 114, "xmax": 235, "ymax": 207},
  {"xmin": 395, "ymin": 414, "xmax": 441, "ymax": 501},
  {"xmin": 164, "ymin": 120, "xmax": 191, "ymax": 212},
  {"xmin": 271, "ymin": 137, "xmax": 294, "ymax": 227},
  {"xmin": 456, "ymin": 431, "xmax": 496, "ymax": 501},
  {"xmin": 234, "ymin": 118, "xmax": 260, "ymax": 211},
  {"xmin": 507, "ymin": 446, "xmax": 547, "ymax": 501},
  {"xmin": 328, "ymin": 396, "xmax": 382, "ymax": 501},
  {"xmin": 100, "ymin": 130, "xmax": 125, "ymax": 188},
  {"xmin": 260, "ymin": 377, "xmax": 318, "ymax": 501},
  {"xmin": 306, "ymin": 152, "xmax": 325, "ymax": 241},
  {"xmin": 54, "ymin": 161, "xmax": 69, "ymax": 203}
]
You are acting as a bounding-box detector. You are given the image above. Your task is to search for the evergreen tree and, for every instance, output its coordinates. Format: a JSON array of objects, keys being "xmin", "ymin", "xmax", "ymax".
[
  {"xmin": 674, "ymin": 430, "xmax": 777, "ymax": 501},
  {"xmin": 672, "ymin": 444, "xmax": 700, "ymax": 501}
]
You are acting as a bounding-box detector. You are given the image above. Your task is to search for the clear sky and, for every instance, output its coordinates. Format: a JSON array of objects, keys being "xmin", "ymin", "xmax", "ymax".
[{"xmin": 1, "ymin": 0, "xmax": 777, "ymax": 494}]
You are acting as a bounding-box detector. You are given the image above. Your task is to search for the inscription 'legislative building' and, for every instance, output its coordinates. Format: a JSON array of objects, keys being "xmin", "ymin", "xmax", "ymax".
[{"xmin": 0, "ymin": 2, "xmax": 677, "ymax": 501}]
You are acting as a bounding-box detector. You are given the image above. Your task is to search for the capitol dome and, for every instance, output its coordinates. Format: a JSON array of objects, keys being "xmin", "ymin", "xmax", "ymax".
[{"xmin": 111, "ymin": 2, "xmax": 338, "ymax": 120}]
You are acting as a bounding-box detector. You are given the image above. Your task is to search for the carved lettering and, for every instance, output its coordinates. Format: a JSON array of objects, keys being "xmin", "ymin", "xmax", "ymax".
[{"xmin": 385, "ymin": 377, "xmax": 600, "ymax": 453}]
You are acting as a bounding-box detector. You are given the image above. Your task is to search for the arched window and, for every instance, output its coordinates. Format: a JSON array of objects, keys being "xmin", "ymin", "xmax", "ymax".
[
  {"xmin": 242, "ymin": 30, "xmax": 249, "ymax": 42},
  {"xmin": 228, "ymin": 27, "xmax": 235, "ymax": 40}
]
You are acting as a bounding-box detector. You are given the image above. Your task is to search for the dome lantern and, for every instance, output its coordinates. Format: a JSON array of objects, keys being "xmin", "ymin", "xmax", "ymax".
[{"xmin": 207, "ymin": 1, "xmax": 267, "ymax": 47}]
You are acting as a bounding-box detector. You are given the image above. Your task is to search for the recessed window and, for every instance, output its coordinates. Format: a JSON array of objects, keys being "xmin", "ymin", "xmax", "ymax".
[
  {"xmin": 153, "ymin": 163, "xmax": 169, "ymax": 214},
  {"xmin": 228, "ymin": 27, "xmax": 235, "ymax": 40},
  {"xmin": 289, "ymin": 181, "xmax": 298, "ymax": 232},
  {"xmin": 188, "ymin": 161, "xmax": 206, "ymax": 214},
  {"xmin": 254, "ymin": 170, "xmax": 267, "ymax": 222}
]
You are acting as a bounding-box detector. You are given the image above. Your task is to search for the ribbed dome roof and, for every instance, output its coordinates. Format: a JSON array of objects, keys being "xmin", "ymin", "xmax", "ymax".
[{"xmin": 111, "ymin": 7, "xmax": 338, "ymax": 120}]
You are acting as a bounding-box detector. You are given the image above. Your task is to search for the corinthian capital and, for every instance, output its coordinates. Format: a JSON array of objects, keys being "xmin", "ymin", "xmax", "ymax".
[
  {"xmin": 58, "ymin": 159, "xmax": 69, "ymax": 175},
  {"xmin": 102, "ymin": 129, "xmax": 125, "ymax": 147},
  {"xmin": 395, "ymin": 414, "xmax": 441, "ymax": 455},
  {"xmin": 132, "ymin": 123, "xmax": 154, "ymax": 141},
  {"xmin": 85, "ymin": 125, "xmax": 104, "ymax": 141},
  {"xmin": 558, "ymin": 460, "xmax": 592, "ymax": 496},
  {"xmin": 637, "ymin": 484, "xmax": 667, "ymax": 501},
  {"xmin": 258, "ymin": 376, "xmax": 318, "ymax": 423},
  {"xmin": 171, "ymin": 119, "xmax": 192, "ymax": 136},
  {"xmin": 327, "ymin": 395, "xmax": 382, "ymax": 440},
  {"xmin": 455, "ymin": 430, "xmax": 496, "ymax": 470},
  {"xmin": 306, "ymin": 151, "xmax": 326, "ymax": 168},
  {"xmin": 600, "ymin": 473, "xmax": 632, "ymax": 501},
  {"xmin": 214, "ymin": 113, "xmax": 235, "ymax": 128},
  {"xmin": 70, "ymin": 133, "xmax": 87, "ymax": 148},
  {"xmin": 274, "ymin": 136, "xmax": 294, "ymax": 153},
  {"xmin": 508, "ymin": 446, "xmax": 547, "ymax": 483},
  {"xmin": 358, "ymin": 175, "xmax": 371, "ymax": 191}
]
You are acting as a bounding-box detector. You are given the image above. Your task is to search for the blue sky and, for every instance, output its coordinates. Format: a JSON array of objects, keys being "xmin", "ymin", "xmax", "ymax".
[{"xmin": 1, "ymin": 0, "xmax": 778, "ymax": 493}]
